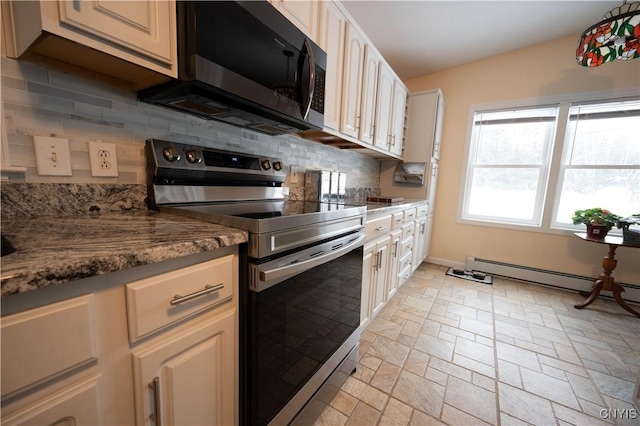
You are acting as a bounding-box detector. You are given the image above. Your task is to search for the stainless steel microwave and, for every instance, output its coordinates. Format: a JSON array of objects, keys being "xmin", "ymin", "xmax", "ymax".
[{"xmin": 138, "ymin": 1, "xmax": 326, "ymax": 136}]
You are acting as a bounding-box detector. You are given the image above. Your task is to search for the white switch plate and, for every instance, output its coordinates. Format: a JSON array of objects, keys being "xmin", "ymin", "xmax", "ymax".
[
  {"xmin": 33, "ymin": 136, "xmax": 72, "ymax": 176},
  {"xmin": 89, "ymin": 141, "xmax": 118, "ymax": 177},
  {"xmin": 290, "ymin": 165, "xmax": 299, "ymax": 184}
]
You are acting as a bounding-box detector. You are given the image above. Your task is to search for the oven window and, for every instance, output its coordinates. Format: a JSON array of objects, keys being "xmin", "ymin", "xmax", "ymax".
[{"xmin": 248, "ymin": 247, "xmax": 362, "ymax": 425}]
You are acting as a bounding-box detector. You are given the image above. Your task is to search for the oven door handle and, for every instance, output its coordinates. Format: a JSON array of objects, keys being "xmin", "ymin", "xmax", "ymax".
[{"xmin": 259, "ymin": 234, "xmax": 365, "ymax": 284}]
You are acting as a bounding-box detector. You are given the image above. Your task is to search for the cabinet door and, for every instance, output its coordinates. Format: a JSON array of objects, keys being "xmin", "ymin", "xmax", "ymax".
[
  {"xmin": 361, "ymin": 241, "xmax": 376, "ymax": 327},
  {"xmin": 432, "ymin": 92, "xmax": 446, "ymax": 160},
  {"xmin": 359, "ymin": 45, "xmax": 379, "ymax": 145},
  {"xmin": 55, "ymin": 0, "xmax": 175, "ymax": 70},
  {"xmin": 341, "ymin": 23, "xmax": 365, "ymax": 139},
  {"xmin": 371, "ymin": 240, "xmax": 389, "ymax": 319},
  {"xmin": 387, "ymin": 229, "xmax": 402, "ymax": 300},
  {"xmin": 389, "ymin": 81, "xmax": 408, "ymax": 157},
  {"xmin": 132, "ymin": 309, "xmax": 237, "ymax": 426},
  {"xmin": 427, "ymin": 160, "xmax": 439, "ymax": 213},
  {"xmin": 424, "ymin": 213, "xmax": 434, "ymax": 260},
  {"xmin": 373, "ymin": 62, "xmax": 394, "ymax": 150},
  {"xmin": 403, "ymin": 89, "xmax": 444, "ymax": 161},
  {"xmin": 270, "ymin": 0, "xmax": 317, "ymax": 39},
  {"xmin": 412, "ymin": 216, "xmax": 427, "ymax": 272},
  {"xmin": 317, "ymin": 1, "xmax": 346, "ymax": 130}
]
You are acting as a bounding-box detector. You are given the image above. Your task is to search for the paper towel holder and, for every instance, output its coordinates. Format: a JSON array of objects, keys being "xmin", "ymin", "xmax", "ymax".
[{"xmin": 393, "ymin": 162, "xmax": 426, "ymax": 186}]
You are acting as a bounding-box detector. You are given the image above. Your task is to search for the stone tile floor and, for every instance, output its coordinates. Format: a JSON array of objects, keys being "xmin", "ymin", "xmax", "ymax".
[{"xmin": 315, "ymin": 263, "xmax": 640, "ymax": 425}]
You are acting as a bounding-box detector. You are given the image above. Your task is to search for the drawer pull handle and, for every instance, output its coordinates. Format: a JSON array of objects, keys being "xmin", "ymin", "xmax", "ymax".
[
  {"xmin": 170, "ymin": 283, "xmax": 224, "ymax": 306},
  {"xmin": 150, "ymin": 377, "xmax": 162, "ymax": 426},
  {"xmin": 375, "ymin": 226, "xmax": 387, "ymax": 232}
]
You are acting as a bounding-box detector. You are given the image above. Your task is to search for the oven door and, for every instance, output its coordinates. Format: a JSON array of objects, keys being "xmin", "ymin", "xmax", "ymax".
[{"xmin": 246, "ymin": 232, "xmax": 364, "ymax": 426}]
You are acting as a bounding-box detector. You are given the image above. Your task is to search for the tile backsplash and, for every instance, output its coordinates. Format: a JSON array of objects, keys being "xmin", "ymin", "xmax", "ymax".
[{"xmin": 1, "ymin": 56, "xmax": 381, "ymax": 196}]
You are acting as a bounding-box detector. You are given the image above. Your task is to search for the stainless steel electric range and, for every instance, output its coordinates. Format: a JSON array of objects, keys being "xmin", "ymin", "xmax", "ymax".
[{"xmin": 147, "ymin": 139, "xmax": 365, "ymax": 425}]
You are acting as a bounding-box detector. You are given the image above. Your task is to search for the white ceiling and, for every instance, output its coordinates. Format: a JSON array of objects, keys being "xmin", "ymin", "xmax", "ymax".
[{"xmin": 339, "ymin": 1, "xmax": 622, "ymax": 80}]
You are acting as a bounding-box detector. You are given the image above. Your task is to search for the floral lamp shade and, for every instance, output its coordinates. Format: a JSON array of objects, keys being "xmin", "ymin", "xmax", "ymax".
[{"xmin": 576, "ymin": 1, "xmax": 640, "ymax": 66}]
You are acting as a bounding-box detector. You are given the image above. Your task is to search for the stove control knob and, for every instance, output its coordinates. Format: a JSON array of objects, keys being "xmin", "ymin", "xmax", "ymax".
[
  {"xmin": 261, "ymin": 160, "xmax": 271, "ymax": 170},
  {"xmin": 273, "ymin": 161, "xmax": 282, "ymax": 171},
  {"xmin": 162, "ymin": 146, "xmax": 181, "ymax": 162},
  {"xmin": 185, "ymin": 150, "xmax": 201, "ymax": 164}
]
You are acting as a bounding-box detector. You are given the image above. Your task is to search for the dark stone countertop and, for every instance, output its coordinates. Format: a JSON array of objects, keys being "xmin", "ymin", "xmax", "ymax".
[
  {"xmin": 362, "ymin": 199, "xmax": 429, "ymax": 217},
  {"xmin": 0, "ymin": 211, "xmax": 248, "ymax": 297}
]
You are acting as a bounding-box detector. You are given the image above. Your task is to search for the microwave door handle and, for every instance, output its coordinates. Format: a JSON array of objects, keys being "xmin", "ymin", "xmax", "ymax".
[
  {"xmin": 259, "ymin": 234, "xmax": 364, "ymax": 284},
  {"xmin": 301, "ymin": 38, "xmax": 315, "ymax": 119}
]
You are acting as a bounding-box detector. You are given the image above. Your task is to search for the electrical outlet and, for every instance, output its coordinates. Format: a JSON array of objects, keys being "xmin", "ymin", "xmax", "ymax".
[
  {"xmin": 89, "ymin": 141, "xmax": 118, "ymax": 177},
  {"xmin": 34, "ymin": 136, "xmax": 72, "ymax": 176}
]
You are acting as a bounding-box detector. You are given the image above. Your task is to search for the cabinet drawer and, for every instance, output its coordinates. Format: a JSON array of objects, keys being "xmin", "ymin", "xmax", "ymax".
[
  {"xmin": 416, "ymin": 204, "xmax": 428, "ymax": 217},
  {"xmin": 391, "ymin": 211, "xmax": 404, "ymax": 230},
  {"xmin": 365, "ymin": 214, "xmax": 392, "ymax": 242},
  {"xmin": 126, "ymin": 255, "xmax": 236, "ymax": 342},
  {"xmin": 400, "ymin": 243, "xmax": 413, "ymax": 264},
  {"xmin": 401, "ymin": 236, "xmax": 413, "ymax": 257},
  {"xmin": 402, "ymin": 221, "xmax": 415, "ymax": 239},
  {"xmin": 1, "ymin": 295, "xmax": 97, "ymax": 398},
  {"xmin": 1, "ymin": 374, "xmax": 103, "ymax": 425},
  {"xmin": 403, "ymin": 208, "xmax": 417, "ymax": 222},
  {"xmin": 398, "ymin": 264, "xmax": 412, "ymax": 287}
]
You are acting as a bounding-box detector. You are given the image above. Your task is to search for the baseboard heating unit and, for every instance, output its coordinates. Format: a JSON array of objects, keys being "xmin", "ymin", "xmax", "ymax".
[{"xmin": 465, "ymin": 257, "xmax": 640, "ymax": 304}]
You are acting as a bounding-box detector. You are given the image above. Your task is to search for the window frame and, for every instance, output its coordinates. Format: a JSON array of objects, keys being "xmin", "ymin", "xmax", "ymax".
[
  {"xmin": 457, "ymin": 89, "xmax": 640, "ymax": 236},
  {"xmin": 461, "ymin": 104, "xmax": 558, "ymax": 227}
]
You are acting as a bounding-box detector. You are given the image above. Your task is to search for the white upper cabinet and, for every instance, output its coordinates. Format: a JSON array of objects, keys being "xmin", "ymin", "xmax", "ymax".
[
  {"xmin": 55, "ymin": 0, "xmax": 175, "ymax": 69},
  {"xmin": 317, "ymin": 0, "xmax": 346, "ymax": 131},
  {"xmin": 359, "ymin": 45, "xmax": 380, "ymax": 145},
  {"xmin": 5, "ymin": 0, "xmax": 177, "ymax": 87},
  {"xmin": 404, "ymin": 89, "xmax": 445, "ymax": 161},
  {"xmin": 270, "ymin": 0, "xmax": 319, "ymax": 40},
  {"xmin": 373, "ymin": 62, "xmax": 394, "ymax": 150},
  {"xmin": 341, "ymin": 21, "xmax": 366, "ymax": 139}
]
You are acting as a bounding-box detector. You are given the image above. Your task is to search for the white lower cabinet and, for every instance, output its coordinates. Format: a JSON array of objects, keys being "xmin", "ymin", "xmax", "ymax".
[
  {"xmin": 127, "ymin": 251, "xmax": 238, "ymax": 426},
  {"xmin": 361, "ymin": 214, "xmax": 392, "ymax": 327},
  {"xmin": 361, "ymin": 202, "xmax": 428, "ymax": 325},
  {"xmin": 131, "ymin": 309, "xmax": 237, "ymax": 426},
  {"xmin": 1, "ymin": 247, "xmax": 239, "ymax": 425}
]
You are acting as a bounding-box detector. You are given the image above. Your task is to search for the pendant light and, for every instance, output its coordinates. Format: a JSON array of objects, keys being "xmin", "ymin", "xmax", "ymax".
[{"xmin": 576, "ymin": 1, "xmax": 640, "ymax": 66}]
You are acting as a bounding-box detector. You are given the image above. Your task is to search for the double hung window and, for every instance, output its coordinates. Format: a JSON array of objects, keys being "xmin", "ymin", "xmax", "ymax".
[
  {"xmin": 460, "ymin": 95, "xmax": 640, "ymax": 233},
  {"xmin": 461, "ymin": 106, "xmax": 557, "ymax": 226},
  {"xmin": 552, "ymin": 99, "xmax": 640, "ymax": 227}
]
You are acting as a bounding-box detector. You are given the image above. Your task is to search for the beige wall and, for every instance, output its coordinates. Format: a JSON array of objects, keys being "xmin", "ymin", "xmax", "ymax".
[{"xmin": 405, "ymin": 34, "xmax": 640, "ymax": 285}]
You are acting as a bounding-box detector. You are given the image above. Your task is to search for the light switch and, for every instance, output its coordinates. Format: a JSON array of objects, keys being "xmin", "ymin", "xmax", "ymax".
[{"xmin": 33, "ymin": 136, "xmax": 72, "ymax": 176}]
